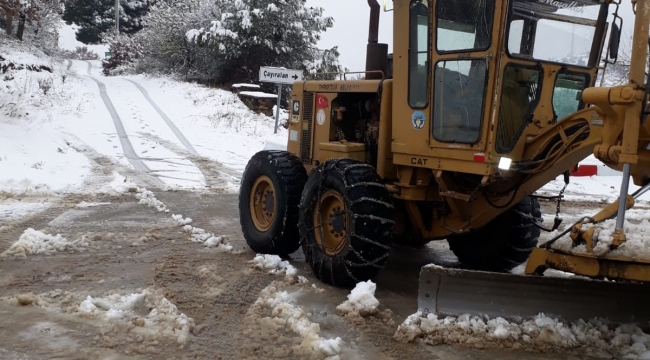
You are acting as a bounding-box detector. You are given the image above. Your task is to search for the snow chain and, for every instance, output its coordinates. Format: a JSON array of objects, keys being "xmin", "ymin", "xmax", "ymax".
[
  {"xmin": 552, "ymin": 171, "xmax": 571, "ymax": 231},
  {"xmin": 530, "ymin": 170, "xmax": 570, "ymax": 232},
  {"xmin": 304, "ymin": 158, "xmax": 391, "ymax": 271}
]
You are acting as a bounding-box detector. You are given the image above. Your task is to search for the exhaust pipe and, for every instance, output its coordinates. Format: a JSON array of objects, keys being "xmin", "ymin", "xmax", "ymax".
[
  {"xmin": 365, "ymin": 0, "xmax": 388, "ymax": 79},
  {"xmin": 368, "ymin": 0, "xmax": 380, "ymax": 44}
]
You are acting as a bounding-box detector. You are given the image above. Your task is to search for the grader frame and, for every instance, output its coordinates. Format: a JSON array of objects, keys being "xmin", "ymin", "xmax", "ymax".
[{"xmin": 239, "ymin": 0, "xmax": 650, "ymax": 319}]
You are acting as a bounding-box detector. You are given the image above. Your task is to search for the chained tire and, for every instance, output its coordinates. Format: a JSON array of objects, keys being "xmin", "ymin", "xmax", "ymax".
[
  {"xmin": 239, "ymin": 150, "xmax": 307, "ymax": 255},
  {"xmin": 299, "ymin": 158, "xmax": 394, "ymax": 288},
  {"xmin": 447, "ymin": 197, "xmax": 541, "ymax": 272}
]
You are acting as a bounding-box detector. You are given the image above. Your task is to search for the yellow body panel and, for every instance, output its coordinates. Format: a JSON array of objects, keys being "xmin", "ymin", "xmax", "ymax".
[
  {"xmin": 318, "ymin": 142, "xmax": 366, "ymax": 163},
  {"xmin": 280, "ymin": 0, "xmax": 650, "ymax": 280}
]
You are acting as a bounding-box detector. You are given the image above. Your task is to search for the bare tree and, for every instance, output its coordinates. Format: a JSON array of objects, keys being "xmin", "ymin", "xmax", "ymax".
[{"xmin": 0, "ymin": 0, "xmax": 60, "ymax": 40}]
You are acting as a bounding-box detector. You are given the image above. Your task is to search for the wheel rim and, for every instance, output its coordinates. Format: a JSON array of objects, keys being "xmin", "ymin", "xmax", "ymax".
[
  {"xmin": 313, "ymin": 189, "xmax": 348, "ymax": 256},
  {"xmin": 250, "ymin": 175, "xmax": 276, "ymax": 232}
]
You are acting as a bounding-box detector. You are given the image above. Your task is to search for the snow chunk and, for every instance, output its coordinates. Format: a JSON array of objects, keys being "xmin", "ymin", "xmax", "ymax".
[
  {"xmin": 394, "ymin": 311, "xmax": 650, "ymax": 359},
  {"xmin": 171, "ymin": 214, "xmax": 192, "ymax": 225},
  {"xmin": 75, "ymin": 288, "xmax": 195, "ymax": 346},
  {"xmin": 1, "ymin": 228, "xmax": 92, "ymax": 258},
  {"xmin": 336, "ymin": 280, "xmax": 379, "ymax": 317},
  {"xmin": 250, "ymin": 254, "xmax": 298, "ymax": 281},
  {"xmin": 251, "ymin": 282, "xmax": 343, "ymax": 357},
  {"xmin": 187, "ymin": 226, "xmax": 233, "ymax": 251},
  {"xmin": 135, "ymin": 187, "xmax": 169, "ymax": 212}
]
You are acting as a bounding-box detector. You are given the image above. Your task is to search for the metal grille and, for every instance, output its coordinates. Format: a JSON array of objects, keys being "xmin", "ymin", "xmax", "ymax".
[{"xmin": 300, "ymin": 92, "xmax": 314, "ymax": 163}]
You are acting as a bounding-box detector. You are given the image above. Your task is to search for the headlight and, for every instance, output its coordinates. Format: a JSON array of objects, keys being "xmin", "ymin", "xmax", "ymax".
[{"xmin": 498, "ymin": 157, "xmax": 512, "ymax": 171}]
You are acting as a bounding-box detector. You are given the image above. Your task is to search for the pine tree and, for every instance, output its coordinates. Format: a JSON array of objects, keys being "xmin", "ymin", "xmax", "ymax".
[{"xmin": 62, "ymin": 0, "xmax": 156, "ymax": 44}]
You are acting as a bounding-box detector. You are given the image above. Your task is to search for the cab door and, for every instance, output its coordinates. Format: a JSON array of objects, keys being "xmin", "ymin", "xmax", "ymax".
[{"xmin": 428, "ymin": 0, "xmax": 502, "ymax": 152}]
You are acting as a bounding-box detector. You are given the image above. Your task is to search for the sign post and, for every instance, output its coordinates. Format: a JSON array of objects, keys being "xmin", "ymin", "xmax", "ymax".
[{"xmin": 259, "ymin": 66, "xmax": 304, "ymax": 134}]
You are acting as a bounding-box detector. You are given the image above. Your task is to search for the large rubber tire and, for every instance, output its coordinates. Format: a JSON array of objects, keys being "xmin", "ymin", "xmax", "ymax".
[
  {"xmin": 447, "ymin": 197, "xmax": 541, "ymax": 272},
  {"xmin": 299, "ymin": 158, "xmax": 394, "ymax": 287},
  {"xmin": 239, "ymin": 150, "xmax": 307, "ymax": 255}
]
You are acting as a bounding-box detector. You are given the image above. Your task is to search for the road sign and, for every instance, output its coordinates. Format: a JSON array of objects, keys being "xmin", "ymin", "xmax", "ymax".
[
  {"xmin": 105, "ymin": 52, "xmax": 112, "ymax": 58},
  {"xmin": 259, "ymin": 66, "xmax": 304, "ymax": 134},
  {"xmin": 259, "ymin": 66, "xmax": 303, "ymax": 85}
]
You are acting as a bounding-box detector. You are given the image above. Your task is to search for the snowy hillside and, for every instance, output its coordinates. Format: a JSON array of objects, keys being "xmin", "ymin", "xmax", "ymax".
[{"xmin": 0, "ymin": 33, "xmax": 287, "ymax": 197}]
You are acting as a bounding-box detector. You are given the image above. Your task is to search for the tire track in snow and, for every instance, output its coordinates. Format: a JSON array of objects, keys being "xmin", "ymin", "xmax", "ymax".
[
  {"xmin": 84, "ymin": 60, "xmax": 92, "ymax": 75},
  {"xmin": 62, "ymin": 132, "xmax": 165, "ymax": 189},
  {"xmin": 137, "ymin": 132, "xmax": 241, "ymax": 191},
  {"xmin": 123, "ymin": 79, "xmax": 199, "ymax": 156},
  {"xmin": 86, "ymin": 76, "xmax": 164, "ymax": 187}
]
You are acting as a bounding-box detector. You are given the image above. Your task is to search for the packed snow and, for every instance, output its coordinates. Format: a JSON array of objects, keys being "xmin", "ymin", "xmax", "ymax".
[
  {"xmin": 250, "ymin": 254, "xmax": 298, "ymax": 281},
  {"xmin": 0, "ymin": 228, "xmax": 92, "ymax": 258},
  {"xmin": 336, "ymin": 280, "xmax": 380, "ymax": 317},
  {"xmin": 551, "ymin": 218, "xmax": 650, "ymax": 260},
  {"xmin": 0, "ymin": 287, "xmax": 196, "ymax": 346},
  {"xmin": 0, "ymin": 201, "xmax": 49, "ymax": 227},
  {"xmin": 394, "ymin": 311, "xmax": 650, "ymax": 359}
]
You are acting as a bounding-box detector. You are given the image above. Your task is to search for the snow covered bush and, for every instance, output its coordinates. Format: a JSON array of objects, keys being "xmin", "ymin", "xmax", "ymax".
[
  {"xmin": 186, "ymin": 0, "xmax": 342, "ymax": 84},
  {"xmin": 101, "ymin": 33, "xmax": 143, "ymax": 75},
  {"xmin": 127, "ymin": 0, "xmax": 221, "ymax": 81},
  {"xmin": 61, "ymin": 46, "xmax": 99, "ymax": 60}
]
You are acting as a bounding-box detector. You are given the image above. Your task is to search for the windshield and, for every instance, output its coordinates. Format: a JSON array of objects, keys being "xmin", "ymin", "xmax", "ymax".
[{"xmin": 507, "ymin": 0, "xmax": 607, "ymax": 67}]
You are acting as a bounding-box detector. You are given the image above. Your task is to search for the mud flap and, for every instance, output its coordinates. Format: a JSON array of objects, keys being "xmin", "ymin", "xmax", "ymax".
[{"xmin": 418, "ymin": 265, "xmax": 650, "ymax": 324}]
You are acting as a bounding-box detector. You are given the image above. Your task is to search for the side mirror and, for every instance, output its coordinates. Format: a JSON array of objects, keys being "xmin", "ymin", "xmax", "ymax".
[{"xmin": 609, "ymin": 22, "xmax": 621, "ymax": 60}]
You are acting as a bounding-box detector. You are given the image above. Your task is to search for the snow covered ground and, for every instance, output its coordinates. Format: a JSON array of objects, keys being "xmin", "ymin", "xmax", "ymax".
[{"xmin": 0, "ymin": 35, "xmax": 286, "ymax": 199}]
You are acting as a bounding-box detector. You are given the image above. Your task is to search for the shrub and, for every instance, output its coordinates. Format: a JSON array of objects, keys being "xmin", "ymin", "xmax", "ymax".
[{"xmin": 101, "ymin": 34, "xmax": 143, "ymax": 76}]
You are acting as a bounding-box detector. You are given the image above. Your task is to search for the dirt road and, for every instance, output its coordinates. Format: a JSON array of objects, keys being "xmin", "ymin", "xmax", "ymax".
[{"xmin": 0, "ymin": 187, "xmax": 602, "ymax": 359}]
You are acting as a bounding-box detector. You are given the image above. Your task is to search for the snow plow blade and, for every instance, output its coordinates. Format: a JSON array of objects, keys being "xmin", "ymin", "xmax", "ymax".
[{"xmin": 418, "ymin": 265, "xmax": 650, "ymax": 324}]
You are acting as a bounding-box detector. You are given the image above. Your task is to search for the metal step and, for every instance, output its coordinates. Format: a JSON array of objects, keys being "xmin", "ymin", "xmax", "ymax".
[{"xmin": 418, "ymin": 265, "xmax": 650, "ymax": 324}]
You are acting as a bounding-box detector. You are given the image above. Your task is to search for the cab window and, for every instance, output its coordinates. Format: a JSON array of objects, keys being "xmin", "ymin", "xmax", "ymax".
[
  {"xmin": 408, "ymin": 0, "xmax": 429, "ymax": 109},
  {"xmin": 436, "ymin": 0, "xmax": 496, "ymax": 52},
  {"xmin": 433, "ymin": 60, "xmax": 487, "ymax": 144}
]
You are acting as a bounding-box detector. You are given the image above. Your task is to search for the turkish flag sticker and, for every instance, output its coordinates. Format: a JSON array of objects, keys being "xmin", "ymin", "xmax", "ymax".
[{"xmin": 316, "ymin": 95, "xmax": 329, "ymax": 109}]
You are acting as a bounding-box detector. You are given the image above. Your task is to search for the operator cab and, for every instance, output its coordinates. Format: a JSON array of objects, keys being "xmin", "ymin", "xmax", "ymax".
[{"xmin": 393, "ymin": 0, "xmax": 611, "ymax": 174}]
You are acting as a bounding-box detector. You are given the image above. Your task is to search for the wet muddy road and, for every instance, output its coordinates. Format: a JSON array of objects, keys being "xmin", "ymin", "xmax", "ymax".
[{"xmin": 0, "ymin": 190, "xmax": 613, "ymax": 359}]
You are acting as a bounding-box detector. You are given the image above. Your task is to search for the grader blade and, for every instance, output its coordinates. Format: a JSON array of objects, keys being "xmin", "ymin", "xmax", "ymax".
[{"xmin": 418, "ymin": 265, "xmax": 650, "ymax": 324}]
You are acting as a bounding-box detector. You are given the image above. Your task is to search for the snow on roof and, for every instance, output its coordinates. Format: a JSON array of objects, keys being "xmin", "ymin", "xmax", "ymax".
[
  {"xmin": 239, "ymin": 91, "xmax": 277, "ymax": 99},
  {"xmin": 232, "ymin": 83, "xmax": 261, "ymax": 89}
]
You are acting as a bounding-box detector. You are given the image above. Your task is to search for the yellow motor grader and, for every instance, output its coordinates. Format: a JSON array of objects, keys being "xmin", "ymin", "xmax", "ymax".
[{"xmin": 239, "ymin": 0, "xmax": 650, "ymax": 321}]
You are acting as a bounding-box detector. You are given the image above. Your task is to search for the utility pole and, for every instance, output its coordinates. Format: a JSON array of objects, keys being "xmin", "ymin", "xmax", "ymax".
[{"xmin": 115, "ymin": 0, "xmax": 119, "ymax": 34}]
